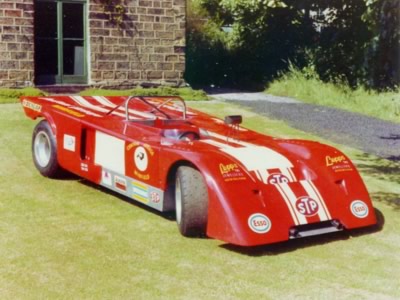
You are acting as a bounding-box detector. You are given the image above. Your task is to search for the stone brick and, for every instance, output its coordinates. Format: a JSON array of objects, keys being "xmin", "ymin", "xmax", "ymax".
[
  {"xmin": 0, "ymin": 17, "xmax": 14, "ymax": 25},
  {"xmin": 157, "ymin": 62, "xmax": 173, "ymax": 71},
  {"xmin": 5, "ymin": 10, "xmax": 22, "ymax": 18},
  {"xmin": 0, "ymin": 3, "xmax": 15, "ymax": 9},
  {"xmin": 3, "ymin": 26, "xmax": 20, "ymax": 33},
  {"xmin": 7, "ymin": 43, "xmax": 20, "ymax": 51},
  {"xmin": 9, "ymin": 70, "xmax": 27, "ymax": 80},
  {"xmin": 0, "ymin": 71, "xmax": 8, "ymax": 80},
  {"xmin": 11, "ymin": 52, "xmax": 27, "ymax": 60},
  {"xmin": 147, "ymin": 71, "xmax": 163, "ymax": 79},
  {"xmin": 1, "ymin": 34, "xmax": 15, "ymax": 42},
  {"xmin": 174, "ymin": 63, "xmax": 185, "ymax": 71}
]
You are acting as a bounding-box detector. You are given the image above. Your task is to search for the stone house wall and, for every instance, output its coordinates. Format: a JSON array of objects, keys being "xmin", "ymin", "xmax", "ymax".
[
  {"xmin": 0, "ymin": 0, "xmax": 34, "ymax": 87},
  {"xmin": 0, "ymin": 0, "xmax": 186, "ymax": 88}
]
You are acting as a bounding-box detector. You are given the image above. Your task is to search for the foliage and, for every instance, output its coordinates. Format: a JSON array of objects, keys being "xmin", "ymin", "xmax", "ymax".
[
  {"xmin": 97, "ymin": 0, "xmax": 126, "ymax": 27},
  {"xmin": 186, "ymin": 0, "xmax": 400, "ymax": 90},
  {"xmin": 266, "ymin": 64, "xmax": 400, "ymax": 123},
  {"xmin": 0, "ymin": 88, "xmax": 46, "ymax": 104},
  {"xmin": 79, "ymin": 87, "xmax": 209, "ymax": 101}
]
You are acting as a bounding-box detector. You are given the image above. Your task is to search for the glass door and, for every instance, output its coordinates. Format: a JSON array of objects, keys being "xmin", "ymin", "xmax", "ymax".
[{"xmin": 34, "ymin": 0, "xmax": 87, "ymax": 85}]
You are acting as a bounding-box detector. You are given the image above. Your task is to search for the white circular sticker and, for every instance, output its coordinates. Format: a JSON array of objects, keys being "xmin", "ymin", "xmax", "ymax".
[
  {"xmin": 134, "ymin": 146, "xmax": 148, "ymax": 172},
  {"xmin": 350, "ymin": 200, "xmax": 369, "ymax": 219},
  {"xmin": 248, "ymin": 213, "xmax": 272, "ymax": 234}
]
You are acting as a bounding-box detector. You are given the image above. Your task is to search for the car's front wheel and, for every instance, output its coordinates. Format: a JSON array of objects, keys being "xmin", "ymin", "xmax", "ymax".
[
  {"xmin": 32, "ymin": 120, "xmax": 63, "ymax": 178},
  {"xmin": 175, "ymin": 166, "xmax": 208, "ymax": 237}
]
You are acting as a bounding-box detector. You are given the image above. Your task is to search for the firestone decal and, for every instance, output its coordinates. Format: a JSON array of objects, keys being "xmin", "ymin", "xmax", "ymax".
[
  {"xmin": 267, "ymin": 173, "xmax": 290, "ymax": 185},
  {"xmin": 219, "ymin": 163, "xmax": 246, "ymax": 182},
  {"xmin": 22, "ymin": 100, "xmax": 42, "ymax": 112},
  {"xmin": 248, "ymin": 213, "xmax": 272, "ymax": 234},
  {"xmin": 296, "ymin": 196, "xmax": 319, "ymax": 217},
  {"xmin": 350, "ymin": 200, "xmax": 369, "ymax": 218}
]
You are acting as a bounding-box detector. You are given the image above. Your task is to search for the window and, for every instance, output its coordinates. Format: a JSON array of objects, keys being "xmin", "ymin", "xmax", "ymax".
[{"xmin": 34, "ymin": 0, "xmax": 87, "ymax": 85}]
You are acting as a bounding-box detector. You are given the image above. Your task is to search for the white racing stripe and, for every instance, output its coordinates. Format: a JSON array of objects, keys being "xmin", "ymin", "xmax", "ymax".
[
  {"xmin": 40, "ymin": 97, "xmax": 102, "ymax": 117},
  {"xmin": 71, "ymin": 96, "xmax": 125, "ymax": 117},
  {"xmin": 300, "ymin": 180, "xmax": 331, "ymax": 220},
  {"xmin": 275, "ymin": 183, "xmax": 301, "ymax": 225},
  {"xmin": 206, "ymin": 131, "xmax": 297, "ymax": 183}
]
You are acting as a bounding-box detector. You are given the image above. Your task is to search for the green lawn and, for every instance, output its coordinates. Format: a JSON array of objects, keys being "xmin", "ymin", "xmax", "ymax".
[
  {"xmin": 1, "ymin": 101, "xmax": 399, "ymax": 299},
  {"xmin": 266, "ymin": 67, "xmax": 400, "ymax": 124}
]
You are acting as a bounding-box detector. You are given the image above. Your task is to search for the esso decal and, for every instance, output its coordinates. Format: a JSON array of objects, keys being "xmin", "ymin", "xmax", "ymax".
[
  {"xmin": 267, "ymin": 173, "xmax": 290, "ymax": 185},
  {"xmin": 134, "ymin": 146, "xmax": 148, "ymax": 172},
  {"xmin": 296, "ymin": 197, "xmax": 319, "ymax": 217},
  {"xmin": 350, "ymin": 200, "xmax": 369, "ymax": 218},
  {"xmin": 248, "ymin": 214, "xmax": 272, "ymax": 234}
]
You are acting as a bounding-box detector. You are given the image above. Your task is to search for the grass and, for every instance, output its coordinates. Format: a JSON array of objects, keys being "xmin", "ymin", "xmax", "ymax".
[
  {"xmin": 0, "ymin": 87, "xmax": 209, "ymax": 105},
  {"xmin": 1, "ymin": 100, "xmax": 400, "ymax": 298},
  {"xmin": 266, "ymin": 66, "xmax": 400, "ymax": 123},
  {"xmin": 0, "ymin": 88, "xmax": 46, "ymax": 104},
  {"xmin": 79, "ymin": 87, "xmax": 209, "ymax": 101}
]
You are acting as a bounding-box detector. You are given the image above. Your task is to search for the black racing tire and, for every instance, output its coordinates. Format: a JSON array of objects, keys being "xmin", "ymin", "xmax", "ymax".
[
  {"xmin": 32, "ymin": 120, "xmax": 63, "ymax": 178},
  {"xmin": 175, "ymin": 166, "xmax": 208, "ymax": 237}
]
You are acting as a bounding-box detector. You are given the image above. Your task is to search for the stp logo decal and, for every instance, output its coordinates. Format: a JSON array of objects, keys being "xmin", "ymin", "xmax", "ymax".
[
  {"xmin": 134, "ymin": 146, "xmax": 148, "ymax": 172},
  {"xmin": 350, "ymin": 200, "xmax": 369, "ymax": 218},
  {"xmin": 248, "ymin": 214, "xmax": 272, "ymax": 234},
  {"xmin": 296, "ymin": 197, "xmax": 319, "ymax": 217},
  {"xmin": 267, "ymin": 173, "xmax": 289, "ymax": 184}
]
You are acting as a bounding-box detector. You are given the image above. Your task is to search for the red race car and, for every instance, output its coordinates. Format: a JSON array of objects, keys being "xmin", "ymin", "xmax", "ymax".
[{"xmin": 21, "ymin": 95, "xmax": 376, "ymax": 246}]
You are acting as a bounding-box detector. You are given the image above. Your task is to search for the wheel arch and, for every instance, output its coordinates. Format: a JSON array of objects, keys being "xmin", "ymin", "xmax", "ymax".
[{"xmin": 163, "ymin": 159, "xmax": 203, "ymax": 212}]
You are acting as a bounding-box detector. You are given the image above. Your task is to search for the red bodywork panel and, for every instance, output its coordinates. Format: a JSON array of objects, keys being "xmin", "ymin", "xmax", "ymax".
[{"xmin": 21, "ymin": 96, "xmax": 377, "ymax": 246}]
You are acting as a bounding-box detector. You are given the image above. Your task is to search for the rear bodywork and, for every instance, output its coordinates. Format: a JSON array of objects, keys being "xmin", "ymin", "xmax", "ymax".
[{"xmin": 21, "ymin": 95, "xmax": 377, "ymax": 246}]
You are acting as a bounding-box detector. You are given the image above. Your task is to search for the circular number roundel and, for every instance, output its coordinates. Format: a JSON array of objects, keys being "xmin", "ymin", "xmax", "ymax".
[
  {"xmin": 350, "ymin": 200, "xmax": 369, "ymax": 218},
  {"xmin": 248, "ymin": 213, "xmax": 272, "ymax": 234},
  {"xmin": 134, "ymin": 146, "xmax": 148, "ymax": 172}
]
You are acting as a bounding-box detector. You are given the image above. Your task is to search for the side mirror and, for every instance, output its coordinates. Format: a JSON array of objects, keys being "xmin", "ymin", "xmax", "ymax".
[{"xmin": 224, "ymin": 115, "xmax": 242, "ymax": 125}]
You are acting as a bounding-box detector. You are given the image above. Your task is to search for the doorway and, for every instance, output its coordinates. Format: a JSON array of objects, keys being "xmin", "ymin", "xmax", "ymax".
[{"xmin": 34, "ymin": 0, "xmax": 87, "ymax": 85}]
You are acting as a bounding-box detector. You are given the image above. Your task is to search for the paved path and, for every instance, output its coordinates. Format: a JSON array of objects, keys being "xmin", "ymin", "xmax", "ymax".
[{"xmin": 211, "ymin": 92, "xmax": 400, "ymax": 161}]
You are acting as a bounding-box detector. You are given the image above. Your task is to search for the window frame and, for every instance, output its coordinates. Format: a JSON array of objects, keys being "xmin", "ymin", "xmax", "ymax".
[{"xmin": 35, "ymin": 0, "xmax": 88, "ymax": 85}]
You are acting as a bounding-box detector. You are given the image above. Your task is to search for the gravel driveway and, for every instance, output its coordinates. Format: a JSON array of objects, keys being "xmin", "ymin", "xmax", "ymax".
[{"xmin": 211, "ymin": 92, "xmax": 400, "ymax": 161}]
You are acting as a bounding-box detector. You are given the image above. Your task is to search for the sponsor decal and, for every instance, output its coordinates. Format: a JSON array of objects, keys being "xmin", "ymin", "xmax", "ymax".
[
  {"xmin": 350, "ymin": 200, "xmax": 369, "ymax": 218},
  {"xmin": 52, "ymin": 104, "xmax": 85, "ymax": 117},
  {"xmin": 219, "ymin": 163, "xmax": 246, "ymax": 182},
  {"xmin": 326, "ymin": 155, "xmax": 347, "ymax": 166},
  {"xmin": 326, "ymin": 155, "xmax": 353, "ymax": 173},
  {"xmin": 132, "ymin": 181, "xmax": 149, "ymax": 204},
  {"xmin": 81, "ymin": 163, "xmax": 88, "ymax": 172},
  {"xmin": 150, "ymin": 191, "xmax": 161, "ymax": 203},
  {"xmin": 248, "ymin": 213, "xmax": 272, "ymax": 234},
  {"xmin": 296, "ymin": 196, "xmax": 319, "ymax": 217},
  {"xmin": 127, "ymin": 142, "xmax": 155, "ymax": 156},
  {"xmin": 134, "ymin": 146, "xmax": 149, "ymax": 172},
  {"xmin": 22, "ymin": 100, "xmax": 42, "ymax": 112},
  {"xmin": 134, "ymin": 170, "xmax": 150, "ymax": 181},
  {"xmin": 102, "ymin": 170, "xmax": 112, "ymax": 186},
  {"xmin": 63, "ymin": 134, "xmax": 76, "ymax": 152},
  {"xmin": 267, "ymin": 173, "xmax": 290, "ymax": 185},
  {"xmin": 114, "ymin": 175, "xmax": 127, "ymax": 192}
]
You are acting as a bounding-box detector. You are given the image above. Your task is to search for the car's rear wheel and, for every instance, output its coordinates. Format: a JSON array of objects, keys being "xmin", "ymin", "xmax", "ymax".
[
  {"xmin": 32, "ymin": 120, "xmax": 63, "ymax": 178},
  {"xmin": 175, "ymin": 166, "xmax": 208, "ymax": 237}
]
